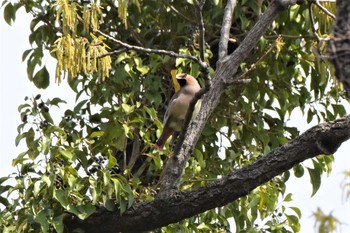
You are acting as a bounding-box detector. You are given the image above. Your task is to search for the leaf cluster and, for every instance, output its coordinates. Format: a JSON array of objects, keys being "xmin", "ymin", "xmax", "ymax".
[{"xmin": 0, "ymin": 0, "xmax": 347, "ymax": 232}]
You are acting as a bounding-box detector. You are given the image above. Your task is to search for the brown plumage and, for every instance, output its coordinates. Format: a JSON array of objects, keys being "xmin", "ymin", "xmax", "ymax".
[{"xmin": 154, "ymin": 73, "xmax": 201, "ymax": 150}]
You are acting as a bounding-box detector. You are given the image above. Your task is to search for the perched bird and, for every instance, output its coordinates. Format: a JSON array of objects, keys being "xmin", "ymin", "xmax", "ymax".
[{"xmin": 154, "ymin": 73, "xmax": 201, "ymax": 150}]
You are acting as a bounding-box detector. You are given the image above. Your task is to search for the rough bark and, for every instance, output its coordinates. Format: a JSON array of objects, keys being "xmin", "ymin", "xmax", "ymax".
[
  {"xmin": 65, "ymin": 115, "xmax": 350, "ymax": 232},
  {"xmin": 329, "ymin": 0, "xmax": 350, "ymax": 98}
]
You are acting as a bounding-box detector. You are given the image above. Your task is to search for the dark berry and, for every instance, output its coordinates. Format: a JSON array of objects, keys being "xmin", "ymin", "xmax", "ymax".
[
  {"xmin": 43, "ymin": 106, "xmax": 49, "ymax": 112},
  {"xmin": 38, "ymin": 102, "xmax": 44, "ymax": 108},
  {"xmin": 35, "ymin": 94, "xmax": 41, "ymax": 100},
  {"xmin": 89, "ymin": 167, "xmax": 98, "ymax": 173}
]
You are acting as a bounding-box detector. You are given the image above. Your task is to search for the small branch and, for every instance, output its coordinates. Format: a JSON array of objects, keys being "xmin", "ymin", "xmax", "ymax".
[
  {"xmin": 161, "ymin": 0, "xmax": 195, "ymax": 24},
  {"xmin": 96, "ymin": 30, "xmax": 199, "ymax": 62},
  {"xmin": 309, "ymin": 2, "xmax": 321, "ymax": 42},
  {"xmin": 235, "ymin": 37, "xmax": 280, "ymax": 81},
  {"xmin": 313, "ymin": 0, "xmax": 336, "ymax": 19},
  {"xmin": 264, "ymin": 34, "xmax": 317, "ymax": 40},
  {"xmin": 97, "ymin": 48, "xmax": 126, "ymax": 58},
  {"xmin": 218, "ymin": 0, "xmax": 237, "ymax": 61},
  {"xmin": 194, "ymin": 0, "xmax": 206, "ymax": 63}
]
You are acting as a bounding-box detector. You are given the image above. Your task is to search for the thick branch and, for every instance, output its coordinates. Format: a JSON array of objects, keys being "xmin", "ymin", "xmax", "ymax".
[
  {"xmin": 157, "ymin": 0, "xmax": 297, "ymax": 198},
  {"xmin": 218, "ymin": 0, "xmax": 237, "ymax": 60},
  {"xmin": 65, "ymin": 115, "xmax": 350, "ymax": 232},
  {"xmin": 329, "ymin": 0, "xmax": 350, "ymax": 98}
]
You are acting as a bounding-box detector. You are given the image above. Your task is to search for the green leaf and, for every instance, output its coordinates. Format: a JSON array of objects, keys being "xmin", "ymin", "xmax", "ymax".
[
  {"xmin": 33, "ymin": 180, "xmax": 45, "ymax": 197},
  {"xmin": 332, "ymin": 104, "xmax": 346, "ymax": 117},
  {"xmin": 15, "ymin": 133, "xmax": 26, "ymax": 147},
  {"xmin": 283, "ymin": 193, "xmax": 293, "ymax": 202},
  {"xmin": 22, "ymin": 49, "xmax": 33, "ymax": 62},
  {"xmin": 90, "ymin": 131, "xmax": 105, "ymax": 138},
  {"xmin": 115, "ymin": 134, "xmax": 127, "ymax": 151},
  {"xmin": 12, "ymin": 151, "xmax": 28, "ymax": 166},
  {"xmin": 307, "ymin": 167, "xmax": 321, "ymax": 197},
  {"xmin": 41, "ymin": 108, "xmax": 54, "ymax": 124},
  {"xmin": 59, "ymin": 150, "xmax": 74, "ymax": 160},
  {"xmin": 248, "ymin": 193, "xmax": 260, "ymax": 208},
  {"xmin": 0, "ymin": 196, "xmax": 10, "ymax": 207},
  {"xmin": 286, "ymin": 214, "xmax": 300, "ymax": 232},
  {"xmin": 307, "ymin": 108, "xmax": 313, "ymax": 123},
  {"xmin": 25, "ymin": 128, "xmax": 35, "ymax": 147},
  {"xmin": 119, "ymin": 198, "xmax": 127, "ymax": 214},
  {"xmin": 0, "ymin": 176, "xmax": 8, "ymax": 185},
  {"xmin": 293, "ymin": 164, "xmax": 304, "ymax": 178},
  {"xmin": 74, "ymin": 99, "xmax": 89, "ymax": 114},
  {"xmin": 49, "ymin": 97, "xmax": 67, "ymax": 106},
  {"xmin": 52, "ymin": 214, "xmax": 66, "ymax": 233},
  {"xmin": 197, "ymin": 223, "xmax": 213, "ymax": 230},
  {"xmin": 54, "ymin": 189, "xmax": 68, "ymax": 207},
  {"xmin": 35, "ymin": 209, "xmax": 49, "ymax": 232},
  {"xmin": 107, "ymin": 152, "xmax": 117, "ymax": 169},
  {"xmin": 104, "ymin": 198, "xmax": 116, "ymax": 211},
  {"xmin": 4, "ymin": 2, "xmax": 15, "ymax": 25},
  {"xmin": 290, "ymin": 206, "xmax": 302, "ymax": 218},
  {"xmin": 121, "ymin": 103, "xmax": 134, "ymax": 114},
  {"xmin": 33, "ymin": 66, "xmax": 50, "ymax": 89},
  {"xmin": 75, "ymin": 203, "xmax": 96, "ymax": 219}
]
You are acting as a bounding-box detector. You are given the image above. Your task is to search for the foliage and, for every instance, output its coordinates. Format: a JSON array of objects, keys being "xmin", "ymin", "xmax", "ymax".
[
  {"xmin": 0, "ymin": 0, "xmax": 347, "ymax": 232},
  {"xmin": 312, "ymin": 208, "xmax": 340, "ymax": 233}
]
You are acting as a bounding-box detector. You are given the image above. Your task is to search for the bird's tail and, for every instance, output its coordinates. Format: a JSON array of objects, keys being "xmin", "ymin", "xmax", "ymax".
[{"xmin": 154, "ymin": 127, "xmax": 173, "ymax": 151}]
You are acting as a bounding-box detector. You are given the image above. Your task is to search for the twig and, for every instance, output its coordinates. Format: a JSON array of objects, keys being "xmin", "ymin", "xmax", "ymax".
[
  {"xmin": 161, "ymin": 0, "xmax": 195, "ymax": 24},
  {"xmin": 309, "ymin": 2, "xmax": 321, "ymax": 42},
  {"xmin": 218, "ymin": 0, "xmax": 237, "ymax": 60},
  {"xmin": 97, "ymin": 48, "xmax": 127, "ymax": 58},
  {"xmin": 264, "ymin": 34, "xmax": 317, "ymax": 40},
  {"xmin": 96, "ymin": 30, "xmax": 199, "ymax": 62},
  {"xmin": 194, "ymin": 0, "xmax": 206, "ymax": 64},
  {"xmin": 236, "ymin": 37, "xmax": 279, "ymax": 81},
  {"xmin": 313, "ymin": 0, "xmax": 336, "ymax": 19}
]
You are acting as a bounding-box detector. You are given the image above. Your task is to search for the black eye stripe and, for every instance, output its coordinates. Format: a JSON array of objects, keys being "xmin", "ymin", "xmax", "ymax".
[{"xmin": 177, "ymin": 78, "xmax": 187, "ymax": 87}]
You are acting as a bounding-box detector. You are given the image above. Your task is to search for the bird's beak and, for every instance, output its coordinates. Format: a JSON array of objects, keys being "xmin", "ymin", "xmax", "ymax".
[{"xmin": 176, "ymin": 73, "xmax": 187, "ymax": 80}]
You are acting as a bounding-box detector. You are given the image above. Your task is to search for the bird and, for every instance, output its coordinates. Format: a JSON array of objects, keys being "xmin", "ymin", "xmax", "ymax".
[{"xmin": 154, "ymin": 73, "xmax": 201, "ymax": 150}]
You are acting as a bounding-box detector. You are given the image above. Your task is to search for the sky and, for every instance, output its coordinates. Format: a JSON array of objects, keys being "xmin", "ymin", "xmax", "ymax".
[{"xmin": 0, "ymin": 7, "xmax": 349, "ymax": 233}]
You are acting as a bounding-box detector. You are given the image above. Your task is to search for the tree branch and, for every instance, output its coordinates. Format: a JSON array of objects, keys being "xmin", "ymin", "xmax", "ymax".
[
  {"xmin": 194, "ymin": 0, "xmax": 206, "ymax": 63},
  {"xmin": 329, "ymin": 0, "xmax": 350, "ymax": 98},
  {"xmin": 65, "ymin": 115, "xmax": 350, "ymax": 232},
  {"xmin": 157, "ymin": 0, "xmax": 297, "ymax": 198},
  {"xmin": 96, "ymin": 30, "xmax": 199, "ymax": 62},
  {"xmin": 309, "ymin": 1, "xmax": 321, "ymax": 42},
  {"xmin": 312, "ymin": 0, "xmax": 336, "ymax": 20},
  {"xmin": 218, "ymin": 0, "xmax": 237, "ymax": 61}
]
